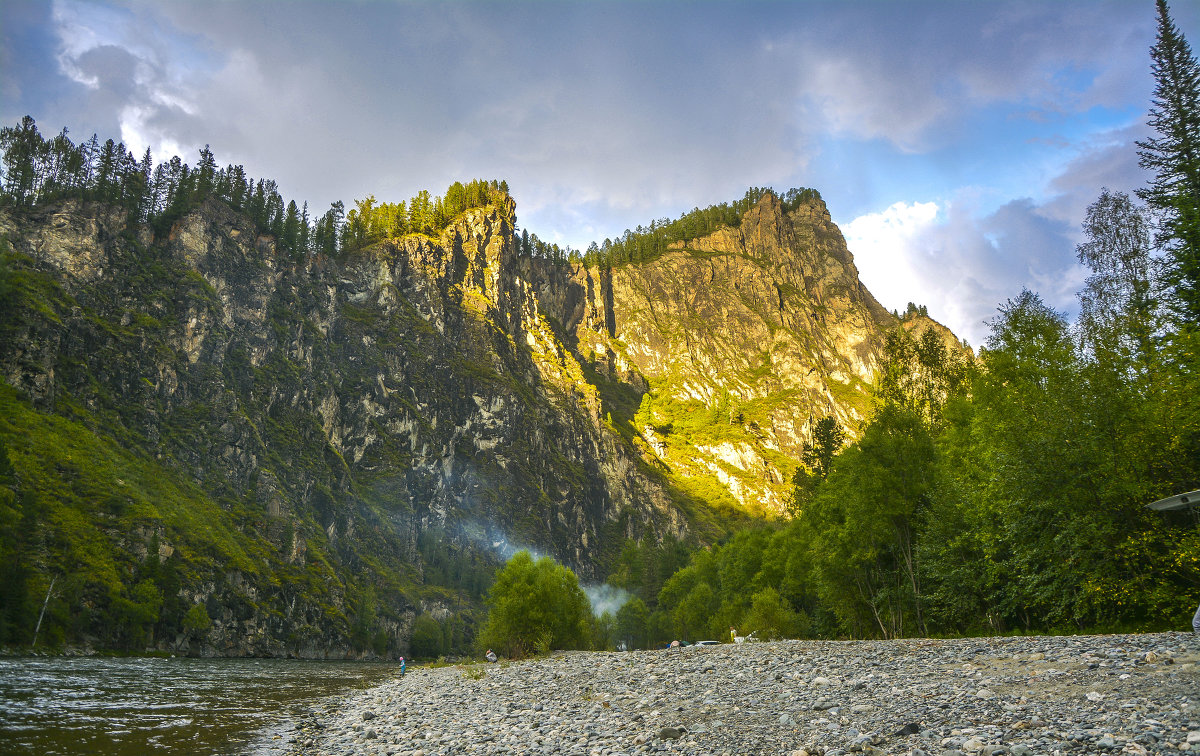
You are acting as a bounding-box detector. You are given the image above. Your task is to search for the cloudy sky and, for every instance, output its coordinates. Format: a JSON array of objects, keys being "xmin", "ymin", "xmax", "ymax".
[{"xmin": 2, "ymin": 0, "xmax": 1195, "ymax": 345}]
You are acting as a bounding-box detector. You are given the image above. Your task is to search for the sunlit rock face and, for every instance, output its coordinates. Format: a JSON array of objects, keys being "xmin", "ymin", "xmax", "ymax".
[
  {"xmin": 0, "ymin": 191, "xmax": 952, "ymax": 654},
  {"xmin": 526, "ymin": 193, "xmax": 902, "ymax": 515}
]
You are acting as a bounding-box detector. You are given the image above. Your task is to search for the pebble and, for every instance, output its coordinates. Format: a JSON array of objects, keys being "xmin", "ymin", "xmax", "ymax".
[{"xmin": 283, "ymin": 631, "xmax": 1199, "ymax": 755}]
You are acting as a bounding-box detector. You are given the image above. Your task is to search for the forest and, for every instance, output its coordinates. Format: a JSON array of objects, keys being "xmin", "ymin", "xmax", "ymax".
[{"xmin": 0, "ymin": 114, "xmax": 511, "ymax": 262}]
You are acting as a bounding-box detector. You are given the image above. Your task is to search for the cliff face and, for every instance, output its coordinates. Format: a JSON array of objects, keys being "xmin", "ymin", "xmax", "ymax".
[
  {"xmin": 525, "ymin": 193, "xmax": 896, "ymax": 515},
  {"xmin": 0, "ymin": 190, "xmax": 924, "ymax": 655}
]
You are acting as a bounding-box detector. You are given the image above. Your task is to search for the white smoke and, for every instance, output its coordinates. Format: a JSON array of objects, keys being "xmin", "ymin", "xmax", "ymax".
[
  {"xmin": 456, "ymin": 520, "xmax": 546, "ymax": 562},
  {"xmin": 583, "ymin": 583, "xmax": 632, "ymax": 618}
]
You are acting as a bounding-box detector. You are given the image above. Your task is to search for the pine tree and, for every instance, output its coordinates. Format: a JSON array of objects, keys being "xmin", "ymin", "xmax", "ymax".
[
  {"xmin": 1137, "ymin": 0, "xmax": 1200, "ymax": 323},
  {"xmin": 299, "ymin": 201, "xmax": 310, "ymax": 254},
  {"xmin": 196, "ymin": 145, "xmax": 217, "ymax": 199},
  {"xmin": 282, "ymin": 200, "xmax": 301, "ymax": 256},
  {"xmin": 0, "ymin": 116, "xmax": 44, "ymax": 206}
]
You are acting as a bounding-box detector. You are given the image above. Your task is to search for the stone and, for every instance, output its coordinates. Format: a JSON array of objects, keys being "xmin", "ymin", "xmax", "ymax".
[
  {"xmin": 659, "ymin": 726, "xmax": 685, "ymax": 739},
  {"xmin": 280, "ymin": 632, "xmax": 1200, "ymax": 756}
]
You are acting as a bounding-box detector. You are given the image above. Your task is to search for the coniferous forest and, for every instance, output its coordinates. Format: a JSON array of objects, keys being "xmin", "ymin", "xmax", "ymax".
[{"xmin": 0, "ymin": 0, "xmax": 1197, "ymax": 654}]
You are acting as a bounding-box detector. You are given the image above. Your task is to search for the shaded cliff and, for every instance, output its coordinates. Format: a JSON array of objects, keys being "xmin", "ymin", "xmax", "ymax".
[{"xmin": 0, "ymin": 195, "xmax": 687, "ymax": 656}]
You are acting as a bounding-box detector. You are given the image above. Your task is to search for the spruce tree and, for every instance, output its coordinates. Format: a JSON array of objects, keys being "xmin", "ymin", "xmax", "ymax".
[{"xmin": 1137, "ymin": 0, "xmax": 1200, "ymax": 323}]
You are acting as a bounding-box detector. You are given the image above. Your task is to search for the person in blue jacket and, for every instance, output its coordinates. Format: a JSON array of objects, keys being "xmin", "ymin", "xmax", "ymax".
[{"xmin": 400, "ymin": 656, "xmax": 406, "ymax": 676}]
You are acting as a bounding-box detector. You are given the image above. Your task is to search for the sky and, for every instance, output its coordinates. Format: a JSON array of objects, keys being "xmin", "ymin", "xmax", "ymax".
[{"xmin": 2, "ymin": 0, "xmax": 1196, "ymax": 346}]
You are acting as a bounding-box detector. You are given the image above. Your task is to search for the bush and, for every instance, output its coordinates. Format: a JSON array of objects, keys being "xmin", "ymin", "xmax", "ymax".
[
  {"xmin": 614, "ymin": 597, "xmax": 650, "ymax": 649},
  {"xmin": 477, "ymin": 551, "xmax": 591, "ymax": 658},
  {"xmin": 182, "ymin": 603, "xmax": 211, "ymax": 638},
  {"xmin": 409, "ymin": 613, "xmax": 445, "ymax": 658},
  {"xmin": 740, "ymin": 586, "xmax": 806, "ymax": 640}
]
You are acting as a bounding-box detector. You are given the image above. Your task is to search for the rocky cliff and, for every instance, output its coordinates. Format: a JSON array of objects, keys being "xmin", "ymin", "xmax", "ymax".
[
  {"xmin": 523, "ymin": 193, "xmax": 898, "ymax": 515},
  {"xmin": 0, "ymin": 190, "xmax": 945, "ymax": 655}
]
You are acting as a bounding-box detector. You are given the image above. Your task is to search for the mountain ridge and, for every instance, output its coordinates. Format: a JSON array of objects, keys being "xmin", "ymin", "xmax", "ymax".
[{"xmin": 0, "ymin": 188, "xmax": 957, "ymax": 655}]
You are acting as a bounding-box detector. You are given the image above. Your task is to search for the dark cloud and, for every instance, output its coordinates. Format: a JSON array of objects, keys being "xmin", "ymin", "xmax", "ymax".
[
  {"xmin": 1043, "ymin": 124, "xmax": 1149, "ymax": 225},
  {"xmin": 3, "ymin": 0, "xmax": 1195, "ymax": 345},
  {"xmin": 905, "ymin": 196, "xmax": 1083, "ymax": 345}
]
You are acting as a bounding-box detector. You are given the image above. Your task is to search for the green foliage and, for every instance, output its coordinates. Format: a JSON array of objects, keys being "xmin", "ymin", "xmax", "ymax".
[
  {"xmin": 477, "ymin": 551, "xmax": 591, "ymax": 658},
  {"xmin": 1137, "ymin": 0, "xmax": 1200, "ymax": 325},
  {"xmin": 0, "ymin": 116, "xmax": 512, "ymax": 263},
  {"xmin": 417, "ymin": 529, "xmax": 493, "ymax": 599},
  {"xmin": 604, "ymin": 536, "xmax": 693, "ymax": 609},
  {"xmin": 408, "ymin": 613, "xmax": 445, "ymax": 659},
  {"xmin": 653, "ymin": 528, "xmax": 810, "ymax": 643},
  {"xmin": 341, "ymin": 179, "xmax": 510, "ymax": 253},
  {"xmin": 581, "ymin": 187, "xmax": 822, "ymax": 269},
  {"xmin": 741, "ymin": 586, "xmax": 806, "ymax": 640},
  {"xmin": 182, "ymin": 603, "xmax": 211, "ymax": 638},
  {"xmin": 613, "ymin": 596, "xmax": 651, "ymax": 649},
  {"xmin": 591, "ymin": 610, "xmax": 615, "ymax": 651},
  {"xmin": 801, "ymin": 416, "xmax": 845, "ymax": 481}
]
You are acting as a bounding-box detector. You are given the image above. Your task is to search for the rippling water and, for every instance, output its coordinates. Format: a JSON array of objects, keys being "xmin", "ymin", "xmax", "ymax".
[{"xmin": 0, "ymin": 656, "xmax": 398, "ymax": 755}]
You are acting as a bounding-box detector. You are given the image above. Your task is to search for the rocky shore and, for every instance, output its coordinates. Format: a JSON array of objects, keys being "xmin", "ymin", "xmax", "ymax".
[{"xmin": 281, "ymin": 632, "xmax": 1199, "ymax": 755}]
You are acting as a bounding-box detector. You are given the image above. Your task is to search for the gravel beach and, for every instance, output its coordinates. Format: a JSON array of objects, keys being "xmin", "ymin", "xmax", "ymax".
[{"xmin": 281, "ymin": 632, "xmax": 1200, "ymax": 756}]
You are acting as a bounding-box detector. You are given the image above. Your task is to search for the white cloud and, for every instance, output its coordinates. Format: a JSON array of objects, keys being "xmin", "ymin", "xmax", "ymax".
[
  {"xmin": 844, "ymin": 193, "xmax": 1090, "ymax": 348},
  {"xmin": 844, "ymin": 200, "xmax": 941, "ymax": 311}
]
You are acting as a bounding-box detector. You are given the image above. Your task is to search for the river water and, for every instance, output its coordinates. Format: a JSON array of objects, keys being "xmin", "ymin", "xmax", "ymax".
[{"xmin": 0, "ymin": 656, "xmax": 399, "ymax": 755}]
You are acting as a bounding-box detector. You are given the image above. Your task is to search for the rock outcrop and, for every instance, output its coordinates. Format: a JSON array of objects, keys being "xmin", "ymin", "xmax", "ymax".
[{"xmin": 526, "ymin": 193, "xmax": 899, "ymax": 514}]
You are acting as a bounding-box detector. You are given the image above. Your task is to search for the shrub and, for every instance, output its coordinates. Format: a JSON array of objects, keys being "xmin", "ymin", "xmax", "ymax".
[{"xmin": 477, "ymin": 551, "xmax": 590, "ymax": 658}]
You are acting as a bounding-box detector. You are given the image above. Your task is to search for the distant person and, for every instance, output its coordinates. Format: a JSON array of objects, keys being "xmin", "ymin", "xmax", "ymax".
[
  {"xmin": 730, "ymin": 626, "xmax": 737, "ymax": 643},
  {"xmin": 670, "ymin": 640, "xmax": 681, "ymax": 653},
  {"xmin": 486, "ymin": 649, "xmax": 498, "ymax": 663},
  {"xmin": 400, "ymin": 656, "xmax": 406, "ymax": 676},
  {"xmin": 1193, "ymin": 602, "xmax": 1199, "ymax": 634}
]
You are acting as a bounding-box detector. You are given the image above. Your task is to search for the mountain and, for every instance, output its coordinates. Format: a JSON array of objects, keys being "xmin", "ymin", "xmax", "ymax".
[
  {"xmin": 0, "ymin": 189, "xmax": 954, "ymax": 656},
  {"xmin": 547, "ymin": 193, "xmax": 898, "ymax": 515}
]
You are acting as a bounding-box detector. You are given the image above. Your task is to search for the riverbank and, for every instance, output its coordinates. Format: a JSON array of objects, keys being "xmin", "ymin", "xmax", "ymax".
[{"xmin": 283, "ymin": 632, "xmax": 1199, "ymax": 755}]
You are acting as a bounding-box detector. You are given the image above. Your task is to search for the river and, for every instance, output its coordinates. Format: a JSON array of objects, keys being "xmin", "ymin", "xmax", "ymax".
[{"xmin": 0, "ymin": 656, "xmax": 399, "ymax": 755}]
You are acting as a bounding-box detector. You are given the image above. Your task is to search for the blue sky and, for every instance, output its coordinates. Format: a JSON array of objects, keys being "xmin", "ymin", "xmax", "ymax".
[{"xmin": 2, "ymin": 0, "xmax": 1196, "ymax": 345}]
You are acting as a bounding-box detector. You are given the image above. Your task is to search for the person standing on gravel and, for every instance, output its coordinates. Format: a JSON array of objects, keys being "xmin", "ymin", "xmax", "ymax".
[
  {"xmin": 1193, "ymin": 602, "xmax": 1199, "ymax": 634},
  {"xmin": 400, "ymin": 656, "xmax": 406, "ymax": 676}
]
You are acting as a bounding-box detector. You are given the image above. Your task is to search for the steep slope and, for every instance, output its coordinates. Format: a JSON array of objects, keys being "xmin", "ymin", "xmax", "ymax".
[
  {"xmin": 0, "ymin": 196, "xmax": 686, "ymax": 655},
  {"xmin": 526, "ymin": 193, "xmax": 898, "ymax": 515},
  {"xmin": 0, "ymin": 189, "xmax": 949, "ymax": 655}
]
